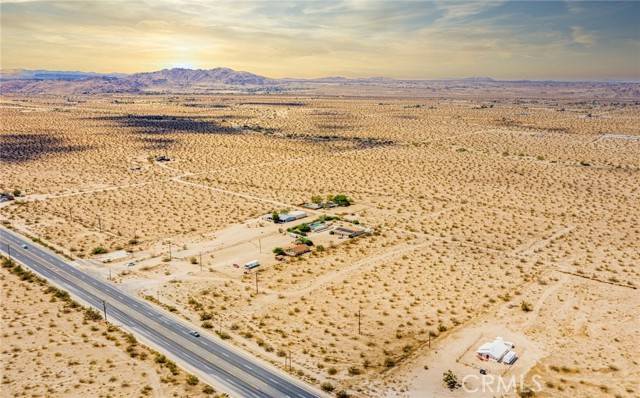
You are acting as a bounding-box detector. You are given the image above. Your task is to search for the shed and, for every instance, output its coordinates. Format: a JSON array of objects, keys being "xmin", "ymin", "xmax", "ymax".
[{"xmin": 333, "ymin": 227, "xmax": 366, "ymax": 238}]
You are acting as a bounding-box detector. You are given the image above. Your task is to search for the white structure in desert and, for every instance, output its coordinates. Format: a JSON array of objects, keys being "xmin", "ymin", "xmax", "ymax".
[{"xmin": 476, "ymin": 337, "xmax": 518, "ymax": 364}]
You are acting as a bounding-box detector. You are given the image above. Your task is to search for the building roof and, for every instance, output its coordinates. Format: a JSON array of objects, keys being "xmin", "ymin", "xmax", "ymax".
[
  {"xmin": 334, "ymin": 226, "xmax": 366, "ymax": 237},
  {"xmin": 334, "ymin": 227, "xmax": 357, "ymax": 234},
  {"xmin": 285, "ymin": 244, "xmax": 311, "ymax": 256},
  {"xmin": 476, "ymin": 337, "xmax": 513, "ymax": 361}
]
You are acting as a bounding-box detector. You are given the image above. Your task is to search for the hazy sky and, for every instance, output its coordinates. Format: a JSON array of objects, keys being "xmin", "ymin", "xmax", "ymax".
[{"xmin": 1, "ymin": 0, "xmax": 638, "ymax": 80}]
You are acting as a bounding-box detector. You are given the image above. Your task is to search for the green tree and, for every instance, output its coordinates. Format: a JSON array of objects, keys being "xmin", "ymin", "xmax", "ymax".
[
  {"xmin": 271, "ymin": 211, "xmax": 281, "ymax": 223},
  {"xmin": 333, "ymin": 194, "xmax": 351, "ymax": 206},
  {"xmin": 443, "ymin": 370, "xmax": 461, "ymax": 390},
  {"xmin": 296, "ymin": 237, "xmax": 314, "ymax": 246}
]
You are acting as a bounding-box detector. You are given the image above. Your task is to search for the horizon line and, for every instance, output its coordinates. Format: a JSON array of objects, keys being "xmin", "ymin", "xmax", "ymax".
[{"xmin": 1, "ymin": 67, "xmax": 638, "ymax": 84}]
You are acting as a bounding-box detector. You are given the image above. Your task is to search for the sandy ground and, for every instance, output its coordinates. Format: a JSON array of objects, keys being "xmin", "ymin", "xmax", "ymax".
[
  {"xmin": 0, "ymin": 257, "xmax": 224, "ymax": 397},
  {"xmin": 386, "ymin": 271, "xmax": 639, "ymax": 397},
  {"xmin": 1, "ymin": 91, "xmax": 638, "ymax": 396}
]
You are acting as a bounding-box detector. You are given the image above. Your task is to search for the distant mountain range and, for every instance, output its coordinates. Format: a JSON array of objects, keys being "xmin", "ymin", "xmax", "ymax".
[
  {"xmin": 0, "ymin": 67, "xmax": 277, "ymax": 94},
  {"xmin": 0, "ymin": 69, "xmax": 123, "ymax": 80},
  {"xmin": 0, "ymin": 67, "xmax": 636, "ymax": 96}
]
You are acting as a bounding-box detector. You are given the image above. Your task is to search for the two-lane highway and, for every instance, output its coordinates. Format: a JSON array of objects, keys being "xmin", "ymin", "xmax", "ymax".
[{"xmin": 0, "ymin": 227, "xmax": 322, "ymax": 398}]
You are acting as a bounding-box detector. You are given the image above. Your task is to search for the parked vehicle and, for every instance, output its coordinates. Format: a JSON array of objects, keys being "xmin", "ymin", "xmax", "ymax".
[{"xmin": 244, "ymin": 260, "xmax": 260, "ymax": 270}]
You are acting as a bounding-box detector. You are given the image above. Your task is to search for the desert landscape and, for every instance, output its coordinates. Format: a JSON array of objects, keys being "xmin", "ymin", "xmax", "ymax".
[
  {"xmin": 2, "ymin": 0, "xmax": 639, "ymax": 396},
  {"xmin": 1, "ymin": 81, "xmax": 639, "ymax": 397},
  {"xmin": 0, "ymin": 254, "xmax": 224, "ymax": 397}
]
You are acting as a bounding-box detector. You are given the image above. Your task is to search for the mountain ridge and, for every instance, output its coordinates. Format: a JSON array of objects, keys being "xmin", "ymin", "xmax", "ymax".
[{"xmin": 1, "ymin": 67, "xmax": 637, "ymax": 95}]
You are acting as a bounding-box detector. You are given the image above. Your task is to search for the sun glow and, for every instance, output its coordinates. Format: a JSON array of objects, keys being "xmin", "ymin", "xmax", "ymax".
[{"xmin": 168, "ymin": 61, "xmax": 197, "ymax": 69}]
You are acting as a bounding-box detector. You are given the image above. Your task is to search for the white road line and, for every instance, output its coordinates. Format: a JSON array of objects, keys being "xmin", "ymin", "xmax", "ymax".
[{"xmin": 1, "ymin": 228, "xmax": 321, "ymax": 398}]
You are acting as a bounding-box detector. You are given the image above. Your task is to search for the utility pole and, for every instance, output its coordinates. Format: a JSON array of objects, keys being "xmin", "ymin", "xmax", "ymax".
[
  {"xmin": 7, "ymin": 244, "xmax": 11, "ymax": 260},
  {"xmin": 358, "ymin": 306, "xmax": 361, "ymax": 335},
  {"xmin": 199, "ymin": 252, "xmax": 203, "ymax": 272},
  {"xmin": 255, "ymin": 271, "xmax": 259, "ymax": 294},
  {"xmin": 97, "ymin": 216, "xmax": 102, "ymax": 232},
  {"xmin": 428, "ymin": 333, "xmax": 431, "ymax": 348},
  {"xmin": 288, "ymin": 351, "xmax": 292, "ymax": 371},
  {"xmin": 102, "ymin": 300, "xmax": 108, "ymax": 322},
  {"xmin": 68, "ymin": 207, "xmax": 72, "ymax": 222},
  {"xmin": 109, "ymin": 267, "xmax": 112, "ymax": 281}
]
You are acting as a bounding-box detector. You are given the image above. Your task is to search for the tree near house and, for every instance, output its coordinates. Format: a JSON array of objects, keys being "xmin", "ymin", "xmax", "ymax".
[{"xmin": 271, "ymin": 211, "xmax": 281, "ymax": 223}]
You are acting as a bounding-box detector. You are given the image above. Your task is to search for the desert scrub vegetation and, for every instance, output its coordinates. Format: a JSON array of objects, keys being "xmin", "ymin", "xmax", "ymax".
[
  {"xmin": 0, "ymin": 254, "xmax": 219, "ymax": 396},
  {"xmin": 442, "ymin": 370, "xmax": 461, "ymax": 390},
  {"xmin": 2, "ymin": 94, "xmax": 639, "ymax": 396}
]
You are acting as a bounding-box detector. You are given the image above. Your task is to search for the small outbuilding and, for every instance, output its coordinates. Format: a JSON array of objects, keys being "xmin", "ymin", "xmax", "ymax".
[
  {"xmin": 333, "ymin": 226, "xmax": 366, "ymax": 238},
  {"xmin": 284, "ymin": 244, "xmax": 311, "ymax": 257},
  {"xmin": 309, "ymin": 221, "xmax": 329, "ymax": 232}
]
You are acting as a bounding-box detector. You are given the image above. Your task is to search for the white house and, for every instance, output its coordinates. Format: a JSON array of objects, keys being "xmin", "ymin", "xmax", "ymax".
[
  {"xmin": 279, "ymin": 210, "xmax": 307, "ymax": 223},
  {"xmin": 476, "ymin": 337, "xmax": 517, "ymax": 364},
  {"xmin": 264, "ymin": 210, "xmax": 307, "ymax": 223}
]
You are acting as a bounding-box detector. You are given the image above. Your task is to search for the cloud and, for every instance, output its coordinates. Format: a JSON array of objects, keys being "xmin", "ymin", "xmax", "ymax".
[
  {"xmin": 571, "ymin": 26, "xmax": 595, "ymax": 46},
  {"xmin": 0, "ymin": 0, "xmax": 637, "ymax": 80}
]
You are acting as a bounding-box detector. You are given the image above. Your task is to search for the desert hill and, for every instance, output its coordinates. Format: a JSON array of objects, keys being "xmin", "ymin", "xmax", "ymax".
[
  {"xmin": 1, "ymin": 67, "xmax": 639, "ymax": 98},
  {"xmin": 0, "ymin": 67, "xmax": 275, "ymax": 95}
]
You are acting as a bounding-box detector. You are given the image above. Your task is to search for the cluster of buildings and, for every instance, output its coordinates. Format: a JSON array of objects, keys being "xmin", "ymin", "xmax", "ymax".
[{"xmin": 253, "ymin": 205, "xmax": 369, "ymax": 265}]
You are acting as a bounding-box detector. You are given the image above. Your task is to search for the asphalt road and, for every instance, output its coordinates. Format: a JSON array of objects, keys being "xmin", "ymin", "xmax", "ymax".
[{"xmin": 0, "ymin": 227, "xmax": 322, "ymax": 398}]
